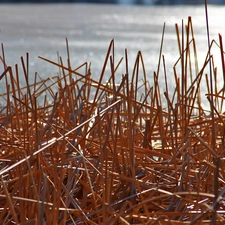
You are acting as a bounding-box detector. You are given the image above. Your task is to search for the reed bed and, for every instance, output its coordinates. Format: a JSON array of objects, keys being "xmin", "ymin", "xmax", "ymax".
[{"xmin": 1, "ymin": 16, "xmax": 225, "ymax": 224}]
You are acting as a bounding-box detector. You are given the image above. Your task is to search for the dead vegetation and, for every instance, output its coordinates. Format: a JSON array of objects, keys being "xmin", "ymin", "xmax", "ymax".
[{"xmin": 1, "ymin": 16, "xmax": 225, "ymax": 224}]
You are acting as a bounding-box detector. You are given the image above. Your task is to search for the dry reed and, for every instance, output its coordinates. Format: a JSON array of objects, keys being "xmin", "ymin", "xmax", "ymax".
[{"xmin": 1, "ymin": 15, "xmax": 225, "ymax": 225}]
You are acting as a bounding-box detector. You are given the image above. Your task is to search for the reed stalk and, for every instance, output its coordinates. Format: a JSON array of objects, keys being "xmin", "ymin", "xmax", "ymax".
[{"xmin": 1, "ymin": 15, "xmax": 225, "ymax": 225}]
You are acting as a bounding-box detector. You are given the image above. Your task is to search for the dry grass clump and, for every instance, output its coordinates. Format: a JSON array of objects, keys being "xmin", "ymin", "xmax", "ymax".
[{"xmin": 1, "ymin": 17, "xmax": 225, "ymax": 224}]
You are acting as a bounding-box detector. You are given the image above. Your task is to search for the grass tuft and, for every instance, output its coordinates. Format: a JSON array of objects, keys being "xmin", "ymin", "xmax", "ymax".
[{"xmin": 1, "ymin": 16, "xmax": 225, "ymax": 224}]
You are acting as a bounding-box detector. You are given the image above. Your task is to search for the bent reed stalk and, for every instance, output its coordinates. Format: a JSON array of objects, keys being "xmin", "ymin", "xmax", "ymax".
[{"xmin": 1, "ymin": 17, "xmax": 225, "ymax": 224}]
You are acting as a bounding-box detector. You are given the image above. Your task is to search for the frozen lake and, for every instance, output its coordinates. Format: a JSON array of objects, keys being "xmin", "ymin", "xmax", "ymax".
[{"xmin": 1, "ymin": 3, "xmax": 225, "ymax": 107}]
